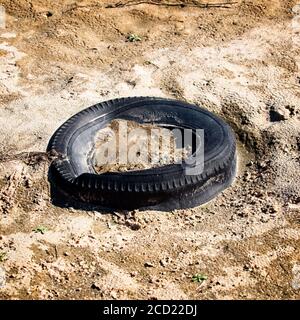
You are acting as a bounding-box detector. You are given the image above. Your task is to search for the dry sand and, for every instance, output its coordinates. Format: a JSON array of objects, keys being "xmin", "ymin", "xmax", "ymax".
[{"xmin": 0, "ymin": 0, "xmax": 300, "ymax": 299}]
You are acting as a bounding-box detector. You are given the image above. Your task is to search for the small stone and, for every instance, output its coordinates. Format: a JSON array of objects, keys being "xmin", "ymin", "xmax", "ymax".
[
  {"xmin": 148, "ymin": 277, "xmax": 154, "ymax": 284},
  {"xmin": 144, "ymin": 262, "xmax": 154, "ymax": 268},
  {"xmin": 24, "ymin": 178, "xmax": 33, "ymax": 188},
  {"xmin": 243, "ymin": 171, "xmax": 252, "ymax": 181},
  {"xmin": 160, "ymin": 257, "xmax": 172, "ymax": 267},
  {"xmin": 269, "ymin": 105, "xmax": 289, "ymax": 122},
  {"xmin": 160, "ymin": 259, "xmax": 167, "ymax": 267},
  {"xmin": 126, "ymin": 221, "xmax": 141, "ymax": 231},
  {"xmin": 254, "ymin": 190, "xmax": 265, "ymax": 198},
  {"xmin": 269, "ymin": 203, "xmax": 279, "ymax": 214},
  {"xmin": 45, "ymin": 11, "xmax": 53, "ymax": 18},
  {"xmin": 91, "ymin": 282, "xmax": 101, "ymax": 290},
  {"xmin": 243, "ymin": 264, "xmax": 252, "ymax": 271},
  {"xmin": 110, "ymin": 290, "xmax": 118, "ymax": 299}
]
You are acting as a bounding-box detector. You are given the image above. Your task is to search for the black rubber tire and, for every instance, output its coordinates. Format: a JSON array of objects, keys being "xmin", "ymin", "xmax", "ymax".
[{"xmin": 47, "ymin": 97, "xmax": 236, "ymax": 210}]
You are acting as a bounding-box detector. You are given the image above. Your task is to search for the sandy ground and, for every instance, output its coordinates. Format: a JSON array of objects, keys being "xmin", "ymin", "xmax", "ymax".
[{"xmin": 0, "ymin": 0, "xmax": 300, "ymax": 299}]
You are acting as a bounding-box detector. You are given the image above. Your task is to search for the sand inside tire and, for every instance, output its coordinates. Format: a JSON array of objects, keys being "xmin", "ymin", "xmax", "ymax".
[{"xmin": 92, "ymin": 119, "xmax": 191, "ymax": 173}]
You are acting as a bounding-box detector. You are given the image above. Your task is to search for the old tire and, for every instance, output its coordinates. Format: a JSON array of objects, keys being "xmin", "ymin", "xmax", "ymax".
[{"xmin": 47, "ymin": 97, "xmax": 236, "ymax": 210}]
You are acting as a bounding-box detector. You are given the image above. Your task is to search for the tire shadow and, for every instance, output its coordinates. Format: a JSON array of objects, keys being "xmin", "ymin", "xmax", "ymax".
[{"xmin": 48, "ymin": 170, "xmax": 114, "ymax": 214}]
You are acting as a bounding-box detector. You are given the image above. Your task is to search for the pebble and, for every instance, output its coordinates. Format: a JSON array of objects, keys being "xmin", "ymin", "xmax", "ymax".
[
  {"xmin": 110, "ymin": 290, "xmax": 118, "ymax": 299},
  {"xmin": 144, "ymin": 262, "xmax": 155, "ymax": 268},
  {"xmin": 160, "ymin": 259, "xmax": 167, "ymax": 267},
  {"xmin": 160, "ymin": 257, "xmax": 172, "ymax": 267},
  {"xmin": 91, "ymin": 282, "xmax": 101, "ymax": 290},
  {"xmin": 243, "ymin": 171, "xmax": 252, "ymax": 181}
]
